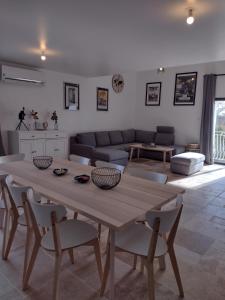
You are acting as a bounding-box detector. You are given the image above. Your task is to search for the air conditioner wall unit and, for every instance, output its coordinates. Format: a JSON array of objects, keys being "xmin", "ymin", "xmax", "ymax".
[{"xmin": 0, "ymin": 65, "xmax": 45, "ymax": 85}]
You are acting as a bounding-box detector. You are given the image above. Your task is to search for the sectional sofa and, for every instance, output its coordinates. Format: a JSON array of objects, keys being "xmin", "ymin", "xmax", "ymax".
[{"xmin": 69, "ymin": 126, "xmax": 185, "ymax": 166}]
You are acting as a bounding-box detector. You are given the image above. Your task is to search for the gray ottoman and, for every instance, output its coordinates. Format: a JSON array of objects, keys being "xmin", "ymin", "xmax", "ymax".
[
  {"xmin": 170, "ymin": 152, "xmax": 205, "ymax": 175},
  {"xmin": 92, "ymin": 148, "xmax": 129, "ymax": 166}
]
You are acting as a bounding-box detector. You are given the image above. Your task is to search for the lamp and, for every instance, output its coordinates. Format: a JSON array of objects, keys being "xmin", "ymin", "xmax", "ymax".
[{"xmin": 186, "ymin": 8, "xmax": 194, "ymax": 25}]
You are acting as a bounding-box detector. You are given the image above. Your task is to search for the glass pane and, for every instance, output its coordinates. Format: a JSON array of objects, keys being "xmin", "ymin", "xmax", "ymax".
[{"xmin": 214, "ymin": 101, "xmax": 225, "ymax": 162}]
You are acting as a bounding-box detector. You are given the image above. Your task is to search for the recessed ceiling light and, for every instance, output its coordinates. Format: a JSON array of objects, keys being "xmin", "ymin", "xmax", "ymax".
[
  {"xmin": 186, "ymin": 8, "xmax": 195, "ymax": 25},
  {"xmin": 41, "ymin": 51, "xmax": 46, "ymax": 61},
  {"xmin": 157, "ymin": 67, "xmax": 165, "ymax": 73}
]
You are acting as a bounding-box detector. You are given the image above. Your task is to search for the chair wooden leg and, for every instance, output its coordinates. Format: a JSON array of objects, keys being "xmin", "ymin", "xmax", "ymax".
[
  {"xmin": 23, "ymin": 241, "xmax": 40, "ymax": 290},
  {"xmin": 168, "ymin": 247, "xmax": 184, "ymax": 297},
  {"xmin": 3, "ymin": 217, "xmax": 18, "ymax": 260},
  {"xmin": 94, "ymin": 240, "xmax": 103, "ymax": 281},
  {"xmin": 147, "ymin": 263, "xmax": 155, "ymax": 300},
  {"xmin": 158, "ymin": 255, "xmax": 166, "ymax": 271},
  {"xmin": 73, "ymin": 212, "xmax": 78, "ymax": 219},
  {"xmin": 0, "ymin": 208, "xmax": 5, "ymax": 229},
  {"xmin": 133, "ymin": 255, "xmax": 137, "ymax": 270},
  {"xmin": 100, "ymin": 247, "xmax": 110, "ymax": 296},
  {"xmin": 23, "ymin": 227, "xmax": 32, "ymax": 286},
  {"xmin": 140, "ymin": 257, "xmax": 145, "ymax": 273},
  {"xmin": 2, "ymin": 210, "xmax": 9, "ymax": 259},
  {"xmin": 68, "ymin": 248, "xmax": 74, "ymax": 264},
  {"xmin": 98, "ymin": 223, "xmax": 102, "ymax": 240},
  {"xmin": 53, "ymin": 254, "xmax": 62, "ymax": 300}
]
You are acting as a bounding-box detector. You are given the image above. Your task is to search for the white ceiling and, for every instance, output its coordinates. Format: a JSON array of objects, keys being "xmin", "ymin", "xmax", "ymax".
[{"xmin": 1, "ymin": 0, "xmax": 225, "ymax": 77}]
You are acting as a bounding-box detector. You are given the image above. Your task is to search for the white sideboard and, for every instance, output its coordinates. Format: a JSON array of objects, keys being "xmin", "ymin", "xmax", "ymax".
[{"xmin": 8, "ymin": 131, "xmax": 68, "ymax": 161}]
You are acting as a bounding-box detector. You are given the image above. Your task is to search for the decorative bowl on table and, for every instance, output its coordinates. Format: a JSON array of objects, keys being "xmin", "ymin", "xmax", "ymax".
[
  {"xmin": 33, "ymin": 156, "xmax": 53, "ymax": 170},
  {"xmin": 91, "ymin": 167, "xmax": 121, "ymax": 190},
  {"xmin": 53, "ymin": 168, "xmax": 68, "ymax": 176},
  {"xmin": 74, "ymin": 174, "xmax": 90, "ymax": 184}
]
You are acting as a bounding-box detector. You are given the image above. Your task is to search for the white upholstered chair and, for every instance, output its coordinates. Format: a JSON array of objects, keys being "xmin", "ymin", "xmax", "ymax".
[
  {"xmin": 22, "ymin": 189, "xmax": 102, "ymax": 300},
  {"xmin": 100, "ymin": 200, "xmax": 184, "ymax": 300},
  {"xmin": 126, "ymin": 167, "xmax": 168, "ymax": 184},
  {"xmin": 69, "ymin": 154, "xmax": 90, "ymax": 165}
]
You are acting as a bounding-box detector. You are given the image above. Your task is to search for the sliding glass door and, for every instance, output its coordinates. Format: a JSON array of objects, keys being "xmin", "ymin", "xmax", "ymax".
[{"xmin": 214, "ymin": 100, "xmax": 225, "ymax": 163}]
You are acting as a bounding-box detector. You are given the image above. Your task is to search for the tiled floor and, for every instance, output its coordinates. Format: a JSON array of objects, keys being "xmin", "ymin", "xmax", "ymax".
[{"xmin": 1, "ymin": 160, "xmax": 225, "ymax": 299}]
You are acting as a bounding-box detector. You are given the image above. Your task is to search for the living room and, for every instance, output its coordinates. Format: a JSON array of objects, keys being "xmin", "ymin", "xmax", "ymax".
[{"xmin": 0, "ymin": 1, "xmax": 225, "ymax": 300}]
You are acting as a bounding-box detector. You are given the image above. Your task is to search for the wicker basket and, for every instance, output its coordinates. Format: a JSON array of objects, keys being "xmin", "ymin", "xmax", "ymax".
[{"xmin": 91, "ymin": 167, "xmax": 121, "ymax": 190}]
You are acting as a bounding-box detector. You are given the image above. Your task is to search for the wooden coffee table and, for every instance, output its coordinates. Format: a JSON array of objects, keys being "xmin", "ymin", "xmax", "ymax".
[{"xmin": 129, "ymin": 143, "xmax": 174, "ymax": 164}]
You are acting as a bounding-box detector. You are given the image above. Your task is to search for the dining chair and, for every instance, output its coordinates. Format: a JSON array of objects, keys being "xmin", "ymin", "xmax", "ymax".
[
  {"xmin": 100, "ymin": 201, "xmax": 184, "ymax": 300},
  {"xmin": 0, "ymin": 153, "xmax": 25, "ymax": 229},
  {"xmin": 22, "ymin": 189, "xmax": 103, "ymax": 300},
  {"xmin": 95, "ymin": 160, "xmax": 125, "ymax": 173},
  {"xmin": 126, "ymin": 167, "xmax": 168, "ymax": 184},
  {"xmin": 69, "ymin": 154, "xmax": 90, "ymax": 166}
]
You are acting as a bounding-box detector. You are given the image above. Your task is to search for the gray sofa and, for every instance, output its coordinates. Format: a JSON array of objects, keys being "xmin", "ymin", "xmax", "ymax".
[{"xmin": 69, "ymin": 126, "xmax": 185, "ymax": 166}]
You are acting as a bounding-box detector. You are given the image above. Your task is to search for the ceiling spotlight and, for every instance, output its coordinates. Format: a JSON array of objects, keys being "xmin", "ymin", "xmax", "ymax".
[
  {"xmin": 41, "ymin": 51, "xmax": 46, "ymax": 61},
  {"xmin": 186, "ymin": 8, "xmax": 194, "ymax": 25},
  {"xmin": 157, "ymin": 67, "xmax": 165, "ymax": 73}
]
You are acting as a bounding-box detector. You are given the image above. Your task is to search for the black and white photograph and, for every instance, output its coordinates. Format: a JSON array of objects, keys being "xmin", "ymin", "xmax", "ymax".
[
  {"xmin": 145, "ymin": 82, "xmax": 161, "ymax": 106},
  {"xmin": 174, "ymin": 72, "xmax": 197, "ymax": 106},
  {"xmin": 97, "ymin": 87, "xmax": 109, "ymax": 111},
  {"xmin": 64, "ymin": 82, "xmax": 80, "ymax": 110}
]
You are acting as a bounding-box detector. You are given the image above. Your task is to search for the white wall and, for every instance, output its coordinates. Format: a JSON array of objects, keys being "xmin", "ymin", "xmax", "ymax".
[
  {"xmin": 0, "ymin": 69, "xmax": 136, "ymax": 151},
  {"xmin": 135, "ymin": 61, "xmax": 225, "ymax": 145}
]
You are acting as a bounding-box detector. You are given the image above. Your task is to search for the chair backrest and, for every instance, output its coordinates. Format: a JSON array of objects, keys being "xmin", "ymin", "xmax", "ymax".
[
  {"xmin": 26, "ymin": 188, "xmax": 66, "ymax": 228},
  {"xmin": 0, "ymin": 153, "xmax": 25, "ymax": 164},
  {"xmin": 127, "ymin": 167, "xmax": 167, "ymax": 184},
  {"xmin": 5, "ymin": 175, "xmax": 30, "ymax": 207},
  {"xmin": 69, "ymin": 154, "xmax": 90, "ymax": 166},
  {"xmin": 146, "ymin": 205, "xmax": 182, "ymax": 234},
  {"xmin": 95, "ymin": 160, "xmax": 125, "ymax": 173}
]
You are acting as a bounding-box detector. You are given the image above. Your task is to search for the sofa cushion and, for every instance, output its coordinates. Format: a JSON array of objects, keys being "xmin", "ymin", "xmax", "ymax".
[
  {"xmin": 93, "ymin": 148, "xmax": 128, "ymax": 161},
  {"xmin": 95, "ymin": 131, "xmax": 110, "ymax": 147},
  {"xmin": 122, "ymin": 129, "xmax": 135, "ymax": 143},
  {"xmin": 155, "ymin": 133, "xmax": 174, "ymax": 146},
  {"xmin": 135, "ymin": 130, "xmax": 155, "ymax": 143},
  {"xmin": 157, "ymin": 126, "xmax": 174, "ymax": 134},
  {"xmin": 109, "ymin": 131, "xmax": 124, "ymax": 145},
  {"xmin": 77, "ymin": 132, "xmax": 96, "ymax": 147}
]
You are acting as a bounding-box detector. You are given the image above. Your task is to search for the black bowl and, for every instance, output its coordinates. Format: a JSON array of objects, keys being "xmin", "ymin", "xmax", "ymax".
[
  {"xmin": 91, "ymin": 167, "xmax": 121, "ymax": 190},
  {"xmin": 33, "ymin": 156, "xmax": 53, "ymax": 170},
  {"xmin": 53, "ymin": 168, "xmax": 68, "ymax": 176},
  {"xmin": 74, "ymin": 174, "xmax": 90, "ymax": 184}
]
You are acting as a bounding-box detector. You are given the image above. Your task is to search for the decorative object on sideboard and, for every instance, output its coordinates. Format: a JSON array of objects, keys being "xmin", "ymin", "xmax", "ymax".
[
  {"xmin": 53, "ymin": 168, "xmax": 68, "ymax": 176},
  {"xmin": 91, "ymin": 167, "xmax": 121, "ymax": 190},
  {"xmin": 51, "ymin": 111, "xmax": 58, "ymax": 130},
  {"xmin": 64, "ymin": 82, "xmax": 80, "ymax": 110},
  {"xmin": 97, "ymin": 87, "xmax": 109, "ymax": 111},
  {"xmin": 33, "ymin": 155, "xmax": 53, "ymax": 170},
  {"xmin": 174, "ymin": 72, "xmax": 197, "ymax": 106},
  {"xmin": 30, "ymin": 110, "xmax": 39, "ymax": 130},
  {"xmin": 16, "ymin": 107, "xmax": 29, "ymax": 131},
  {"xmin": 145, "ymin": 82, "xmax": 161, "ymax": 106},
  {"xmin": 112, "ymin": 74, "xmax": 124, "ymax": 93}
]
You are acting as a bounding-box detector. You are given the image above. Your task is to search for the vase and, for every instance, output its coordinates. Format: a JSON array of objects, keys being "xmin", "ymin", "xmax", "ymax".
[{"xmin": 54, "ymin": 121, "xmax": 58, "ymax": 130}]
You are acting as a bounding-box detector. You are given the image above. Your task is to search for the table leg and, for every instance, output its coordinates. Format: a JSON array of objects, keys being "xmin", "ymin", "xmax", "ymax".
[
  {"xmin": 129, "ymin": 148, "xmax": 134, "ymax": 161},
  {"xmin": 163, "ymin": 151, "xmax": 166, "ymax": 166},
  {"xmin": 137, "ymin": 148, "xmax": 140, "ymax": 160},
  {"xmin": 109, "ymin": 229, "xmax": 115, "ymax": 300}
]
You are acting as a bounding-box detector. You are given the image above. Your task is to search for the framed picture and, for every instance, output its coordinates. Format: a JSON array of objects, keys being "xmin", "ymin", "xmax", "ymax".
[
  {"xmin": 97, "ymin": 87, "xmax": 109, "ymax": 111},
  {"xmin": 174, "ymin": 72, "xmax": 197, "ymax": 106},
  {"xmin": 145, "ymin": 82, "xmax": 161, "ymax": 106},
  {"xmin": 64, "ymin": 82, "xmax": 80, "ymax": 110}
]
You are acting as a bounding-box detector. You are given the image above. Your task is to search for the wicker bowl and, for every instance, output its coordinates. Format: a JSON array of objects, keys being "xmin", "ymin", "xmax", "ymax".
[
  {"xmin": 33, "ymin": 156, "xmax": 53, "ymax": 170},
  {"xmin": 91, "ymin": 167, "xmax": 121, "ymax": 190}
]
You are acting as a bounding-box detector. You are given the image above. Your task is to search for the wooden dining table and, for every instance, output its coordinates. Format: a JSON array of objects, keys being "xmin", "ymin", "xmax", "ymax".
[{"xmin": 0, "ymin": 158, "xmax": 185, "ymax": 300}]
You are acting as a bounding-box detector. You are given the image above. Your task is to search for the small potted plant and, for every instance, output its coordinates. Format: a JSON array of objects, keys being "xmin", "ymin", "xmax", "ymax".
[{"xmin": 51, "ymin": 111, "xmax": 58, "ymax": 130}]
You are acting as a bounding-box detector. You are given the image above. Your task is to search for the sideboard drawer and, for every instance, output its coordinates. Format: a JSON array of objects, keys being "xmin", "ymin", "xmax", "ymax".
[
  {"xmin": 45, "ymin": 132, "xmax": 67, "ymax": 139},
  {"xmin": 19, "ymin": 131, "xmax": 46, "ymax": 140}
]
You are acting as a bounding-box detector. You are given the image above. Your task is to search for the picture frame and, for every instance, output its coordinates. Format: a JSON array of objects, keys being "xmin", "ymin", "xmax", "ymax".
[
  {"xmin": 145, "ymin": 82, "xmax": 161, "ymax": 106},
  {"xmin": 173, "ymin": 72, "xmax": 197, "ymax": 106},
  {"xmin": 64, "ymin": 82, "xmax": 80, "ymax": 110},
  {"xmin": 97, "ymin": 87, "xmax": 109, "ymax": 111}
]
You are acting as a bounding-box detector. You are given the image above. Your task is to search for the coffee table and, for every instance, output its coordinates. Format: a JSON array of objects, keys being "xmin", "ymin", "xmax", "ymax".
[{"xmin": 129, "ymin": 143, "xmax": 174, "ymax": 164}]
